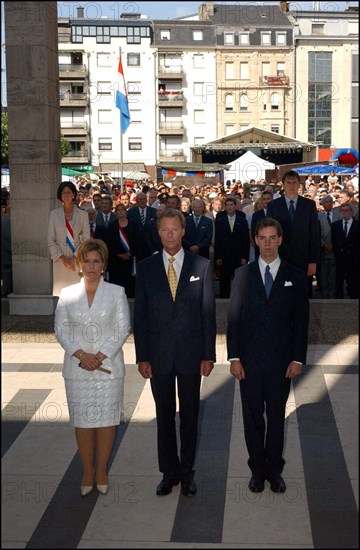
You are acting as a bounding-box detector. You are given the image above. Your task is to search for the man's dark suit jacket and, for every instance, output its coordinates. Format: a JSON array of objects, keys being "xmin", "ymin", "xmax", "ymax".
[
  {"xmin": 127, "ymin": 205, "xmax": 157, "ymax": 261},
  {"xmin": 331, "ymin": 218, "xmax": 359, "ymax": 268},
  {"xmin": 90, "ymin": 223, "xmax": 109, "ymax": 245},
  {"xmin": 250, "ymin": 209, "xmax": 267, "ymax": 241},
  {"xmin": 134, "ymin": 250, "xmax": 216, "ymax": 373},
  {"xmin": 227, "ymin": 260, "xmax": 309, "ymax": 373},
  {"xmin": 267, "ymin": 196, "xmax": 320, "ymax": 272},
  {"xmin": 182, "ymin": 214, "xmax": 213, "ymax": 259},
  {"xmin": 95, "ymin": 211, "xmax": 117, "ymax": 228},
  {"xmin": 214, "ymin": 212, "xmax": 249, "ymax": 267},
  {"xmin": 146, "ymin": 217, "xmax": 163, "ymax": 255}
]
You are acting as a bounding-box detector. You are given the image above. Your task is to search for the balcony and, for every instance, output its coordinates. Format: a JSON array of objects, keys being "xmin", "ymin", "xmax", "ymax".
[
  {"xmin": 259, "ymin": 75, "xmax": 290, "ymax": 86},
  {"xmin": 63, "ymin": 149, "xmax": 89, "ymax": 163},
  {"xmin": 59, "ymin": 64, "xmax": 86, "ymax": 78},
  {"xmin": 60, "ymin": 122, "xmax": 88, "ymax": 136},
  {"xmin": 60, "ymin": 92, "xmax": 88, "ymax": 106},
  {"xmin": 159, "ymin": 149, "xmax": 185, "ymax": 162},
  {"xmin": 159, "ymin": 121, "xmax": 184, "ymax": 135},
  {"xmin": 158, "ymin": 91, "xmax": 185, "ymax": 107},
  {"xmin": 158, "ymin": 66, "xmax": 184, "ymax": 79}
]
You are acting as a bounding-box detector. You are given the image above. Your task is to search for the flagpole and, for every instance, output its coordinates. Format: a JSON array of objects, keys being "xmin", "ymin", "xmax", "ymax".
[{"xmin": 119, "ymin": 47, "xmax": 123, "ymax": 194}]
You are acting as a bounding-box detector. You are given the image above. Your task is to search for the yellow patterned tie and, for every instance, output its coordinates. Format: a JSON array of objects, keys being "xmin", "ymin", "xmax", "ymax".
[{"xmin": 168, "ymin": 256, "xmax": 178, "ymax": 301}]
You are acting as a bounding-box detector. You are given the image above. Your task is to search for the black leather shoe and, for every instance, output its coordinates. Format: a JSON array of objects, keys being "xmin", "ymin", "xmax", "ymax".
[
  {"xmin": 156, "ymin": 478, "xmax": 179, "ymax": 496},
  {"xmin": 248, "ymin": 474, "xmax": 265, "ymax": 493},
  {"xmin": 181, "ymin": 478, "xmax": 197, "ymax": 497},
  {"xmin": 268, "ymin": 474, "xmax": 286, "ymax": 493}
]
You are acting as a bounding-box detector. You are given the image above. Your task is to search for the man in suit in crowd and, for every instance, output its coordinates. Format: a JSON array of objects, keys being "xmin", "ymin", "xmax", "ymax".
[
  {"xmin": 227, "ymin": 217, "xmax": 309, "ymax": 494},
  {"xmin": 95, "ymin": 195, "xmax": 117, "ymax": 229},
  {"xmin": 127, "ymin": 191, "xmax": 157, "ymax": 261},
  {"xmin": 317, "ymin": 195, "xmax": 336, "ymax": 298},
  {"xmin": 267, "ymin": 170, "xmax": 320, "ymax": 296},
  {"xmin": 250, "ymin": 190, "xmax": 273, "ymax": 258},
  {"xmin": 182, "ymin": 198, "xmax": 213, "ymax": 259},
  {"xmin": 331, "ymin": 203, "xmax": 359, "ymax": 298},
  {"xmin": 134, "ymin": 208, "xmax": 216, "ymax": 497},
  {"xmin": 215, "ymin": 196, "xmax": 249, "ymax": 298}
]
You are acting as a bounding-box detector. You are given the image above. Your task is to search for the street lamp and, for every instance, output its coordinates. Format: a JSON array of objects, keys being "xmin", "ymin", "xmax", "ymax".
[{"xmin": 97, "ymin": 152, "xmax": 102, "ymax": 175}]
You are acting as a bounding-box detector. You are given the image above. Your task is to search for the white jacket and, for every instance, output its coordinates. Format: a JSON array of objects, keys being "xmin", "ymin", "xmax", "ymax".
[{"xmin": 55, "ymin": 278, "xmax": 131, "ymax": 380}]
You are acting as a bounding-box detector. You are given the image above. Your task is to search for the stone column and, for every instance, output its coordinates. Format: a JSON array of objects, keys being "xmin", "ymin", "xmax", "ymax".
[{"xmin": 5, "ymin": 2, "xmax": 60, "ymax": 314}]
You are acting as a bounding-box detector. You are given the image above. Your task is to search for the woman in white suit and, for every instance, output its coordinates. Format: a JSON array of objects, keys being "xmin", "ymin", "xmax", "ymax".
[
  {"xmin": 55, "ymin": 239, "xmax": 131, "ymax": 496},
  {"xmin": 47, "ymin": 181, "xmax": 90, "ymax": 296}
]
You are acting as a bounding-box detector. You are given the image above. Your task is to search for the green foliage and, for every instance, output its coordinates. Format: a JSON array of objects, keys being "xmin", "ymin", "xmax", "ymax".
[
  {"xmin": 61, "ymin": 135, "xmax": 71, "ymax": 158},
  {"xmin": 1, "ymin": 112, "xmax": 8, "ymax": 166}
]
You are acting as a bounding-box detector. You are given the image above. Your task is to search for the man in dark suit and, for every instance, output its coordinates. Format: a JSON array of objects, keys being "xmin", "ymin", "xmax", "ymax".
[
  {"xmin": 215, "ymin": 196, "xmax": 249, "ymax": 298},
  {"xmin": 331, "ymin": 203, "xmax": 359, "ymax": 298},
  {"xmin": 182, "ymin": 198, "xmax": 213, "ymax": 259},
  {"xmin": 88, "ymin": 208, "xmax": 109, "ymax": 245},
  {"xmin": 134, "ymin": 208, "xmax": 216, "ymax": 497},
  {"xmin": 127, "ymin": 191, "xmax": 157, "ymax": 261},
  {"xmin": 267, "ymin": 170, "xmax": 320, "ymax": 296},
  {"xmin": 95, "ymin": 195, "xmax": 117, "ymax": 228},
  {"xmin": 250, "ymin": 190, "xmax": 273, "ymax": 257},
  {"xmin": 227, "ymin": 217, "xmax": 309, "ymax": 494}
]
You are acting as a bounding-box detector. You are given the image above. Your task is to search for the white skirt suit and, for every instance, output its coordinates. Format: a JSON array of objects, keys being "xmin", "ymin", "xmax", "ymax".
[
  {"xmin": 47, "ymin": 206, "xmax": 90, "ymax": 296},
  {"xmin": 55, "ymin": 278, "xmax": 131, "ymax": 428}
]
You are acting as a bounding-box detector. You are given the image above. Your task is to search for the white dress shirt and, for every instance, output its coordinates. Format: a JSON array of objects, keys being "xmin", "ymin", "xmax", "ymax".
[{"xmin": 162, "ymin": 248, "xmax": 184, "ymax": 280}]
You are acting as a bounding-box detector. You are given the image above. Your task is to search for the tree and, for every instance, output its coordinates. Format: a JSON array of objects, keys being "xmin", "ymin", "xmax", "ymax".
[
  {"xmin": 61, "ymin": 135, "xmax": 71, "ymax": 158},
  {"xmin": 1, "ymin": 112, "xmax": 8, "ymax": 166}
]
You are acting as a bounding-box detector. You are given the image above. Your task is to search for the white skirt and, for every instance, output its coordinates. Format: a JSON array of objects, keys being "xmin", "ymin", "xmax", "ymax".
[{"xmin": 64, "ymin": 377, "xmax": 124, "ymax": 428}]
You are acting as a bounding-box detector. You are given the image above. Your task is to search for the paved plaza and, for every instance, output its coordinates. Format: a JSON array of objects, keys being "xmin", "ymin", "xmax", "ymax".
[{"xmin": 1, "ymin": 300, "xmax": 359, "ymax": 549}]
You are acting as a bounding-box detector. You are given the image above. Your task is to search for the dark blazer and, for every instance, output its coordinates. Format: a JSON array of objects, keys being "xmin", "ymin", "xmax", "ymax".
[
  {"xmin": 331, "ymin": 218, "xmax": 359, "ymax": 268},
  {"xmin": 91, "ymin": 223, "xmax": 109, "ymax": 245},
  {"xmin": 134, "ymin": 250, "xmax": 216, "ymax": 373},
  {"xmin": 227, "ymin": 260, "xmax": 309, "ymax": 372},
  {"xmin": 95, "ymin": 211, "xmax": 117, "ymax": 228},
  {"xmin": 127, "ymin": 205, "xmax": 157, "ymax": 261},
  {"xmin": 267, "ymin": 195, "xmax": 320, "ymax": 272},
  {"xmin": 146, "ymin": 216, "xmax": 163, "ymax": 255},
  {"xmin": 250, "ymin": 209, "xmax": 267, "ymax": 242},
  {"xmin": 214, "ymin": 212, "xmax": 249, "ymax": 266},
  {"xmin": 182, "ymin": 214, "xmax": 213, "ymax": 259}
]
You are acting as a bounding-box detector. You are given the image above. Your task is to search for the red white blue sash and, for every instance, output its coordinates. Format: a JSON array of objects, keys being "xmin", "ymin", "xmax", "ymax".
[
  {"xmin": 118, "ymin": 225, "xmax": 130, "ymax": 253},
  {"xmin": 66, "ymin": 219, "xmax": 76, "ymax": 254}
]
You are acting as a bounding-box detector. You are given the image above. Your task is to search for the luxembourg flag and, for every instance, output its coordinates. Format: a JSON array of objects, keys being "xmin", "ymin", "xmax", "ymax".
[{"xmin": 116, "ymin": 54, "xmax": 131, "ymax": 134}]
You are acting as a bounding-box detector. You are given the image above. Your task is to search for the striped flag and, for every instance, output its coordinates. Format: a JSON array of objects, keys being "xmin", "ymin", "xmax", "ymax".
[{"xmin": 116, "ymin": 54, "xmax": 131, "ymax": 134}]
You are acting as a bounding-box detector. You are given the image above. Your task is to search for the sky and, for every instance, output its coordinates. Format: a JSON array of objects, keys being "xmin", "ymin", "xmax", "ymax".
[{"xmin": 57, "ymin": 1, "xmax": 357, "ymax": 20}]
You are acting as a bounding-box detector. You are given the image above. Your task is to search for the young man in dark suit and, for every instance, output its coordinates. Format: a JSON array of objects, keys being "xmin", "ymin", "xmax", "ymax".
[
  {"xmin": 331, "ymin": 203, "xmax": 359, "ymax": 298},
  {"xmin": 267, "ymin": 170, "xmax": 320, "ymax": 297},
  {"xmin": 227, "ymin": 218, "xmax": 309, "ymax": 494},
  {"xmin": 134, "ymin": 208, "xmax": 216, "ymax": 497},
  {"xmin": 182, "ymin": 198, "xmax": 213, "ymax": 259},
  {"xmin": 127, "ymin": 191, "xmax": 157, "ymax": 261}
]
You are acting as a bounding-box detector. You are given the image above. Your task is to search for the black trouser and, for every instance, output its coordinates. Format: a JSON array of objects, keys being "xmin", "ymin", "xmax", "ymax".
[
  {"xmin": 150, "ymin": 369, "xmax": 201, "ymax": 480},
  {"xmin": 239, "ymin": 370, "xmax": 291, "ymax": 477}
]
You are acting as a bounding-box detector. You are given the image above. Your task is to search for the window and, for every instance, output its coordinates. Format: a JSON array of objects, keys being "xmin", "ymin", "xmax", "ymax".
[
  {"xmin": 240, "ymin": 94, "xmax": 249, "ymax": 112},
  {"xmin": 277, "ymin": 62, "xmax": 285, "ymax": 76},
  {"xmin": 96, "ymin": 27, "xmax": 110, "ymax": 44},
  {"xmin": 72, "ymin": 26, "xmax": 83, "ymax": 43},
  {"xmin": 225, "ymin": 94, "xmax": 234, "ymax": 112},
  {"xmin": 240, "ymin": 124, "xmax": 250, "ymax": 131},
  {"xmin": 193, "ymin": 54, "xmax": 205, "ymax": 68},
  {"xmin": 97, "ymin": 81, "xmax": 111, "ymax": 95},
  {"xmin": 271, "ymin": 125, "xmax": 280, "ymax": 133},
  {"xmin": 127, "ymin": 81, "xmax": 141, "ymax": 103},
  {"xmin": 271, "ymin": 92, "xmax": 280, "ymax": 110},
  {"xmin": 312, "ymin": 23, "xmax": 325, "ymax": 35},
  {"xmin": 225, "ymin": 124, "xmax": 235, "ymax": 136},
  {"xmin": 160, "ymin": 29, "xmax": 170, "ymax": 40},
  {"xmin": 127, "ymin": 53, "xmax": 140, "ymax": 66},
  {"xmin": 194, "ymin": 137, "xmax": 204, "ymax": 145},
  {"xmin": 194, "ymin": 82, "xmax": 203, "ymax": 96},
  {"xmin": 262, "ymin": 62, "xmax": 270, "ymax": 78},
  {"xmin": 194, "ymin": 110, "xmax": 204, "ymax": 123},
  {"xmin": 261, "ymin": 32, "xmax": 271, "ymax": 46},
  {"xmin": 240, "ymin": 62, "xmax": 249, "ymax": 79},
  {"xmin": 127, "ymin": 27, "xmax": 141, "ymax": 44},
  {"xmin": 225, "ymin": 62, "xmax": 234, "ymax": 80},
  {"xmin": 276, "ymin": 32, "xmax": 287, "ymax": 46},
  {"xmin": 308, "ymin": 52, "xmax": 332, "ymax": 145},
  {"xmin": 224, "ymin": 32, "xmax": 234, "ymax": 45},
  {"xmin": 239, "ymin": 32, "xmax": 249, "ymax": 45},
  {"xmin": 97, "ymin": 53, "xmax": 111, "ymax": 67},
  {"xmin": 131, "ymin": 109, "xmax": 141, "ymax": 123},
  {"xmin": 263, "ymin": 93, "xmax": 267, "ymax": 111},
  {"xmin": 98, "ymin": 110, "xmax": 112, "ymax": 123},
  {"xmin": 129, "ymin": 137, "xmax": 142, "ymax": 150},
  {"xmin": 98, "ymin": 137, "xmax": 112, "ymax": 151},
  {"xmin": 193, "ymin": 30, "xmax": 203, "ymax": 41}
]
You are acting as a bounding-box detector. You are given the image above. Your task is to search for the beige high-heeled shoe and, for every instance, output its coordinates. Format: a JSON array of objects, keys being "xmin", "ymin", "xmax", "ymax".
[
  {"xmin": 96, "ymin": 484, "xmax": 108, "ymax": 495},
  {"xmin": 80, "ymin": 484, "xmax": 93, "ymax": 497}
]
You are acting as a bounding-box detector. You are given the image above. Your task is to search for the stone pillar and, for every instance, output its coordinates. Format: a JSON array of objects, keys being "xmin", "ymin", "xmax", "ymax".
[{"xmin": 5, "ymin": 2, "xmax": 60, "ymax": 314}]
